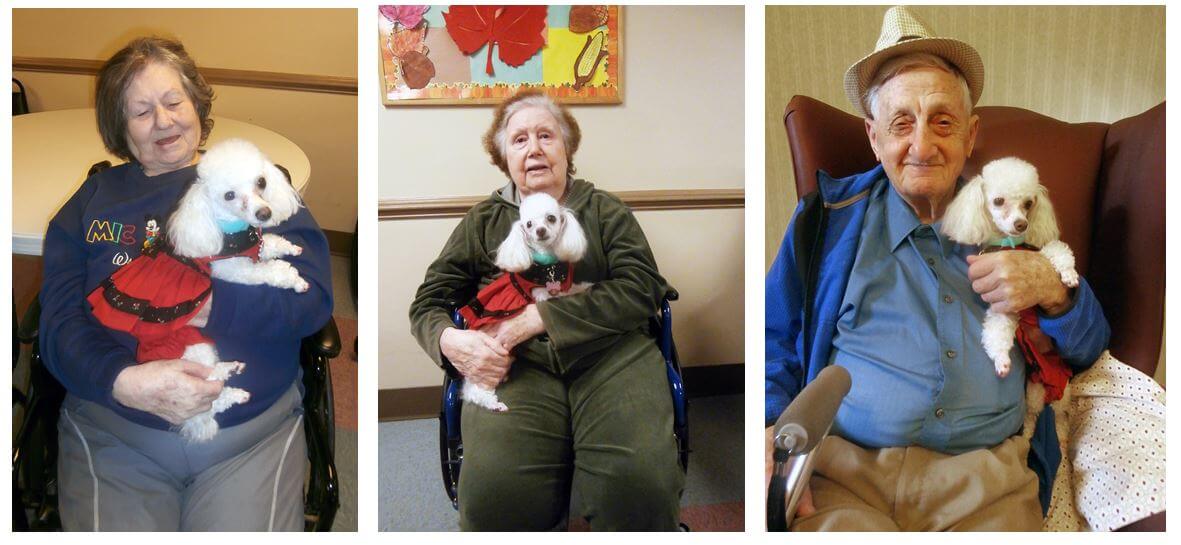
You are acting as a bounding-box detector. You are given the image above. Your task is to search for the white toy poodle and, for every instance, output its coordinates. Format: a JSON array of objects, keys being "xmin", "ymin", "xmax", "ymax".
[
  {"xmin": 494, "ymin": 192, "xmax": 591, "ymax": 301},
  {"xmin": 462, "ymin": 192, "xmax": 592, "ymax": 412},
  {"xmin": 166, "ymin": 138, "xmax": 309, "ymax": 441},
  {"xmin": 942, "ymin": 156, "xmax": 1080, "ymax": 378}
]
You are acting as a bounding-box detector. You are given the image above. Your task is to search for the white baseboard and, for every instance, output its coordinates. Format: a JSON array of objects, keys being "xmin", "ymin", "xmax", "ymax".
[{"xmin": 13, "ymin": 234, "xmax": 43, "ymax": 256}]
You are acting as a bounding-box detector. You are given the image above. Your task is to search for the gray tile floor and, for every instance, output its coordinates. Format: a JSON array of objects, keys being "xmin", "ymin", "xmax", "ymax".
[{"xmin": 378, "ymin": 394, "xmax": 743, "ymax": 531}]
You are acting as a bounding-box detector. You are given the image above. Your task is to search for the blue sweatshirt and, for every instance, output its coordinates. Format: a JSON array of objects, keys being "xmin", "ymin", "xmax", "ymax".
[{"xmin": 39, "ymin": 162, "xmax": 333, "ymax": 430}]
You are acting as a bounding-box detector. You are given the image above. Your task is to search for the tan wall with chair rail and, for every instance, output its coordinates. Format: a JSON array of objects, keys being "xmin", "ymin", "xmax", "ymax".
[
  {"xmin": 378, "ymin": 5, "xmax": 745, "ymax": 390},
  {"xmin": 12, "ymin": 8, "xmax": 358, "ymax": 234},
  {"xmin": 765, "ymin": 5, "xmax": 1165, "ymax": 385}
]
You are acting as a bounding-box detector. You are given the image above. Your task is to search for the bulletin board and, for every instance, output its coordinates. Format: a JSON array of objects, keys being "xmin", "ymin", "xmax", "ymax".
[{"xmin": 379, "ymin": 5, "xmax": 622, "ymax": 105}]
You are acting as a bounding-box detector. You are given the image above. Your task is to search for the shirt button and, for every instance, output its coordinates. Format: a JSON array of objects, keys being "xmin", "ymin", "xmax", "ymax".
[
  {"xmin": 935, "ymin": 408, "xmax": 946, "ymax": 418},
  {"xmin": 926, "ymin": 257, "xmax": 935, "ymax": 266},
  {"xmin": 946, "ymin": 350, "xmax": 957, "ymax": 359},
  {"xmin": 943, "ymin": 295, "xmax": 953, "ymax": 303}
]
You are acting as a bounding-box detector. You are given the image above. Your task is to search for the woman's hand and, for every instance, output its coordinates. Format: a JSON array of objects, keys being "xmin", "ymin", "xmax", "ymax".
[
  {"xmin": 490, "ymin": 304, "xmax": 546, "ymax": 352},
  {"xmin": 112, "ymin": 360, "xmax": 224, "ymax": 425},
  {"xmin": 188, "ymin": 294, "xmax": 212, "ymax": 328},
  {"xmin": 440, "ymin": 327, "xmax": 513, "ymax": 389}
]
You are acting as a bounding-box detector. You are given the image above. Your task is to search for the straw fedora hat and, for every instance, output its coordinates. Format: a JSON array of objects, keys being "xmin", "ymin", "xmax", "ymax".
[{"xmin": 844, "ymin": 6, "xmax": 983, "ymax": 118}]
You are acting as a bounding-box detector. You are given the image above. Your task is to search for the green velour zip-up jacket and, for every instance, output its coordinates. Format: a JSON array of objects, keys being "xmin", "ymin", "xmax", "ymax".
[{"xmin": 410, "ymin": 178, "xmax": 671, "ymax": 372}]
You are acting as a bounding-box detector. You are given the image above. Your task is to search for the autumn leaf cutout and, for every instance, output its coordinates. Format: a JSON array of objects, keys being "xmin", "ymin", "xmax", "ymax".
[{"xmin": 443, "ymin": 5, "xmax": 547, "ymax": 76}]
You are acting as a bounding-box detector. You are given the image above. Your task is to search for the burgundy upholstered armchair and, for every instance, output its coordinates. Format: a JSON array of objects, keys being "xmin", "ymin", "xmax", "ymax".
[{"xmin": 780, "ymin": 95, "xmax": 1165, "ymax": 531}]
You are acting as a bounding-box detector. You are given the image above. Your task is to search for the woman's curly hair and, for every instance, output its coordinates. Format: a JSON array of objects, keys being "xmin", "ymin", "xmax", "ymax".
[
  {"xmin": 95, "ymin": 36, "xmax": 215, "ymax": 161},
  {"xmin": 482, "ymin": 90, "xmax": 581, "ymax": 177}
]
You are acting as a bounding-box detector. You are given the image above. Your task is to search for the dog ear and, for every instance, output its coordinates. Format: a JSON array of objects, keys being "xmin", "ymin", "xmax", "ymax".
[
  {"xmin": 167, "ymin": 181, "xmax": 224, "ymax": 257},
  {"xmin": 494, "ymin": 221, "xmax": 533, "ymax": 272},
  {"xmin": 940, "ymin": 175, "xmax": 994, "ymax": 245},
  {"xmin": 261, "ymin": 161, "xmax": 304, "ymax": 227},
  {"xmin": 553, "ymin": 208, "xmax": 587, "ymax": 262},
  {"xmin": 1024, "ymin": 185, "xmax": 1061, "ymax": 247}
]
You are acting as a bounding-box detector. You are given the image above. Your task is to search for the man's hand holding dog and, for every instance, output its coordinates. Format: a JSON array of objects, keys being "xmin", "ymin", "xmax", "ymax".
[
  {"xmin": 967, "ymin": 251, "xmax": 1070, "ymax": 315},
  {"xmin": 440, "ymin": 327, "xmax": 513, "ymax": 389}
]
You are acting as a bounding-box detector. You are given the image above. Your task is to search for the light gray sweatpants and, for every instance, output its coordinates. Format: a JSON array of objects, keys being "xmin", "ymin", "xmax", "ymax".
[{"xmin": 57, "ymin": 381, "xmax": 307, "ymax": 531}]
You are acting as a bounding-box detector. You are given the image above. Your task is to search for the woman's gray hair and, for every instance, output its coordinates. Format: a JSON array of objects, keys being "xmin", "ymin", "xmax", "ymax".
[
  {"xmin": 95, "ymin": 36, "xmax": 215, "ymax": 161},
  {"xmin": 864, "ymin": 52, "xmax": 972, "ymax": 120},
  {"xmin": 482, "ymin": 90, "xmax": 581, "ymax": 177}
]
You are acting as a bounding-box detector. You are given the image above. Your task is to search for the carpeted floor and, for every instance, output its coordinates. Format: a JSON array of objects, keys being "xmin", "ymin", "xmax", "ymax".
[
  {"xmin": 377, "ymin": 394, "xmax": 744, "ymax": 531},
  {"xmin": 327, "ymin": 256, "xmax": 358, "ymax": 532},
  {"xmin": 328, "ymin": 314, "xmax": 358, "ymax": 532}
]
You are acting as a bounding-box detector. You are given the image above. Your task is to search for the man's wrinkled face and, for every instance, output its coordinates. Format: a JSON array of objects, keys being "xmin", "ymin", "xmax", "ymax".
[{"xmin": 865, "ymin": 67, "xmax": 979, "ymax": 222}]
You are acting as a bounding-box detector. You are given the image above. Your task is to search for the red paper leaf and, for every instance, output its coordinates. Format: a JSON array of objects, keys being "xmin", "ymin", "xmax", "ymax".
[{"xmin": 443, "ymin": 5, "xmax": 547, "ymax": 76}]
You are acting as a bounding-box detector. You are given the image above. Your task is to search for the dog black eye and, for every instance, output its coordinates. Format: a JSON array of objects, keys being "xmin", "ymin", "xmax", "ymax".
[
  {"xmin": 526, "ymin": 221, "xmax": 533, "ymax": 229},
  {"xmin": 992, "ymin": 197, "xmax": 1004, "ymax": 206},
  {"xmin": 256, "ymin": 176, "xmax": 266, "ymax": 190},
  {"xmin": 546, "ymin": 214, "xmax": 556, "ymax": 223},
  {"xmin": 1023, "ymin": 200, "xmax": 1033, "ymax": 210},
  {"xmin": 224, "ymin": 191, "xmax": 235, "ymax": 201}
]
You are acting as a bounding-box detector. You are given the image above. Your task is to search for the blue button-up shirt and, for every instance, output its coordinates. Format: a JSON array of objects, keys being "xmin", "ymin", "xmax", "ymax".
[{"xmin": 829, "ymin": 181, "xmax": 1026, "ymax": 454}]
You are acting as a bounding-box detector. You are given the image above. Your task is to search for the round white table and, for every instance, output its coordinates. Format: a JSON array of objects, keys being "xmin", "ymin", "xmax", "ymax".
[{"xmin": 11, "ymin": 108, "xmax": 310, "ymax": 255}]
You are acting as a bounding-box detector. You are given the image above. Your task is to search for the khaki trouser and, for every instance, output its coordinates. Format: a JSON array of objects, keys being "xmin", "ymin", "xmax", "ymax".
[
  {"xmin": 791, "ymin": 435, "xmax": 1042, "ymax": 531},
  {"xmin": 458, "ymin": 331, "xmax": 684, "ymax": 531}
]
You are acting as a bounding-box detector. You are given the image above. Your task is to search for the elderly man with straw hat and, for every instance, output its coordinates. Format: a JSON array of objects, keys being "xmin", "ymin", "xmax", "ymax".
[{"xmin": 765, "ymin": 6, "xmax": 1109, "ymax": 531}]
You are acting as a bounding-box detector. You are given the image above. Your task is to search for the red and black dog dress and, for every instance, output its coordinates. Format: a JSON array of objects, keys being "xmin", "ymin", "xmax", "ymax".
[
  {"xmin": 981, "ymin": 240, "xmax": 1073, "ymax": 402},
  {"xmin": 87, "ymin": 227, "xmax": 262, "ymax": 362},
  {"xmin": 458, "ymin": 261, "xmax": 575, "ymax": 330}
]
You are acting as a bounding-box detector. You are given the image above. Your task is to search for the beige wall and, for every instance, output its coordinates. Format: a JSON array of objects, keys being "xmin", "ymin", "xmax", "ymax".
[
  {"xmin": 12, "ymin": 8, "xmax": 358, "ymax": 233},
  {"xmin": 379, "ymin": 5, "xmax": 745, "ymax": 390},
  {"xmin": 765, "ymin": 5, "xmax": 1165, "ymax": 267},
  {"xmin": 765, "ymin": 5, "xmax": 1166, "ymax": 383}
]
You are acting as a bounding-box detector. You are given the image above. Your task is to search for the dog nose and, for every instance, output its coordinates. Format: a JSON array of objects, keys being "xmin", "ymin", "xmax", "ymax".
[
  {"xmin": 536, "ymin": 226, "xmax": 547, "ymax": 238},
  {"xmin": 1014, "ymin": 219, "xmax": 1028, "ymax": 233},
  {"xmin": 255, "ymin": 207, "xmax": 272, "ymax": 222}
]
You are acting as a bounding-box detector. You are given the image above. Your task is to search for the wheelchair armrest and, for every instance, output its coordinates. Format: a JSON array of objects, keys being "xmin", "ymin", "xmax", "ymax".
[
  {"xmin": 664, "ymin": 288, "xmax": 679, "ymax": 302},
  {"xmin": 18, "ymin": 296, "xmax": 41, "ymax": 343},
  {"xmin": 302, "ymin": 318, "xmax": 341, "ymax": 359}
]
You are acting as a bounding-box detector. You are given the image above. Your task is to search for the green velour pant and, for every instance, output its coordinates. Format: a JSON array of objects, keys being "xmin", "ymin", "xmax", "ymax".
[{"xmin": 458, "ymin": 330, "xmax": 684, "ymax": 531}]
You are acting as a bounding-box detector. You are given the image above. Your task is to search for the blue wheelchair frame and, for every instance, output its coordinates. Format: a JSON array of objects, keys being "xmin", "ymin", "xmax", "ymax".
[{"xmin": 438, "ymin": 295, "xmax": 689, "ymax": 510}]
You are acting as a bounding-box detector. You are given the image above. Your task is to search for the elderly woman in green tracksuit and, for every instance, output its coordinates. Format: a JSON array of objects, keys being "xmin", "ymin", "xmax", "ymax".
[{"xmin": 409, "ymin": 91, "xmax": 684, "ymax": 531}]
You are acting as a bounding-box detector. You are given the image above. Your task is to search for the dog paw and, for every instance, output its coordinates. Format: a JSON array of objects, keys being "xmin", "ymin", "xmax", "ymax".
[
  {"xmin": 1060, "ymin": 269, "xmax": 1080, "ymax": 288},
  {"xmin": 995, "ymin": 357, "xmax": 1011, "ymax": 378},
  {"xmin": 209, "ymin": 361, "xmax": 245, "ymax": 381},
  {"xmin": 492, "ymin": 402, "xmax": 508, "ymax": 412},
  {"xmin": 294, "ymin": 277, "xmax": 309, "ymax": 293},
  {"xmin": 180, "ymin": 416, "xmax": 218, "ymax": 443},
  {"xmin": 225, "ymin": 387, "xmax": 251, "ymax": 404},
  {"xmin": 212, "ymin": 387, "xmax": 251, "ymax": 412},
  {"xmin": 291, "ymin": 244, "xmax": 303, "ymax": 256}
]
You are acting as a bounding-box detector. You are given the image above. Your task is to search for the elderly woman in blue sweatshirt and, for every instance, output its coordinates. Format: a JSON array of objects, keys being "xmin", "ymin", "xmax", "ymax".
[{"xmin": 38, "ymin": 37, "xmax": 332, "ymax": 531}]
